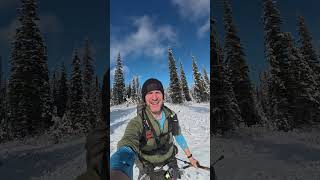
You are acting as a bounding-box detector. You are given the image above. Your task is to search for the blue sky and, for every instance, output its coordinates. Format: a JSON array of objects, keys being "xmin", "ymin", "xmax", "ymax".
[
  {"xmin": 0, "ymin": 0, "xmax": 108, "ymax": 81},
  {"xmin": 110, "ymin": 0, "xmax": 210, "ymax": 89},
  {"xmin": 212, "ymin": 0, "xmax": 320, "ymax": 86}
]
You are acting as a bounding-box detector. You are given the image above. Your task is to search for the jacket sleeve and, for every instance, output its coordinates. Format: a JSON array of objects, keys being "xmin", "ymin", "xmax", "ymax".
[{"xmin": 117, "ymin": 117, "xmax": 143, "ymax": 154}]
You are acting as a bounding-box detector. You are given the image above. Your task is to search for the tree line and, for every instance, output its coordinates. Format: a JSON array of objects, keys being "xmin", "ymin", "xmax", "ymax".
[
  {"xmin": 111, "ymin": 48, "xmax": 210, "ymax": 105},
  {"xmin": 0, "ymin": 0, "xmax": 109, "ymax": 143},
  {"xmin": 212, "ymin": 0, "xmax": 320, "ymax": 134}
]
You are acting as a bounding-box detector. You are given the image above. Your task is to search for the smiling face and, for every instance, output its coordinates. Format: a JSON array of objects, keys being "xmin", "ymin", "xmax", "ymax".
[{"xmin": 145, "ymin": 90, "xmax": 164, "ymax": 115}]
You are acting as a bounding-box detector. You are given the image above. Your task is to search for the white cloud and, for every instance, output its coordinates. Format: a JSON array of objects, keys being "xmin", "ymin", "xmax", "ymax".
[
  {"xmin": 110, "ymin": 15, "xmax": 177, "ymax": 64},
  {"xmin": 197, "ymin": 19, "xmax": 210, "ymax": 38},
  {"xmin": 171, "ymin": 0, "xmax": 210, "ymax": 21}
]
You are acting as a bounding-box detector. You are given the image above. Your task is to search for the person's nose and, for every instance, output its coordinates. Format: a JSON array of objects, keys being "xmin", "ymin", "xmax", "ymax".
[{"xmin": 151, "ymin": 93, "xmax": 158, "ymax": 100}]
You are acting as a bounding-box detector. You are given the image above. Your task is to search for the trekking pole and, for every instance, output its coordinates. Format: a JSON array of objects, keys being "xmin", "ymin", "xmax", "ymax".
[
  {"xmin": 212, "ymin": 155, "xmax": 224, "ymax": 166},
  {"xmin": 175, "ymin": 158, "xmax": 210, "ymax": 171}
]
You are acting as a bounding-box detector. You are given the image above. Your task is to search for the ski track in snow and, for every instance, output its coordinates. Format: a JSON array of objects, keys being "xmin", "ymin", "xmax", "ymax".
[
  {"xmin": 213, "ymin": 126, "xmax": 320, "ymax": 180},
  {"xmin": 0, "ymin": 136, "xmax": 86, "ymax": 180},
  {"xmin": 110, "ymin": 103, "xmax": 211, "ymax": 180}
]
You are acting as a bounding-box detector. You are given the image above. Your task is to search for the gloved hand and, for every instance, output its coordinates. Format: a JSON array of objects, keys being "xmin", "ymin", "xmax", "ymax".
[{"xmin": 110, "ymin": 146, "xmax": 136, "ymax": 179}]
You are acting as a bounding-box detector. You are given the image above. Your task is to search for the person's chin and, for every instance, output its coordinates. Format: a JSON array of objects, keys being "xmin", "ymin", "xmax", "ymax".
[{"xmin": 150, "ymin": 106, "xmax": 161, "ymax": 113}]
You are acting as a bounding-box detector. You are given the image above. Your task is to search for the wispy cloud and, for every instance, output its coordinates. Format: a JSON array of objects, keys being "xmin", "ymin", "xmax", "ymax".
[
  {"xmin": 197, "ymin": 19, "xmax": 209, "ymax": 38},
  {"xmin": 110, "ymin": 15, "xmax": 178, "ymax": 64},
  {"xmin": 171, "ymin": 0, "xmax": 210, "ymax": 21}
]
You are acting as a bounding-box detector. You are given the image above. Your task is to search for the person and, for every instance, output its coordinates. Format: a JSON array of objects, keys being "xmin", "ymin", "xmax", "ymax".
[{"xmin": 110, "ymin": 78, "xmax": 199, "ymax": 180}]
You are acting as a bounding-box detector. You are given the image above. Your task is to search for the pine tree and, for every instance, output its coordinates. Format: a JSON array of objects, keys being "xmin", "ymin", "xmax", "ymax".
[
  {"xmin": 127, "ymin": 83, "xmax": 132, "ymax": 99},
  {"xmin": 51, "ymin": 70, "xmax": 59, "ymax": 112},
  {"xmin": 168, "ymin": 48, "xmax": 183, "ymax": 104},
  {"xmin": 69, "ymin": 49, "xmax": 85, "ymax": 132},
  {"xmin": 202, "ymin": 67, "xmax": 210, "ymax": 101},
  {"xmin": 211, "ymin": 18, "xmax": 241, "ymax": 134},
  {"xmin": 179, "ymin": 62, "xmax": 191, "ymax": 101},
  {"xmin": 283, "ymin": 33, "xmax": 320, "ymax": 126},
  {"xmin": 82, "ymin": 38, "xmax": 96, "ymax": 128},
  {"xmin": 297, "ymin": 15, "xmax": 320, "ymax": 86},
  {"xmin": 131, "ymin": 77, "xmax": 137, "ymax": 102},
  {"xmin": 263, "ymin": 0, "xmax": 292, "ymax": 131},
  {"xmin": 112, "ymin": 53, "xmax": 126, "ymax": 105},
  {"xmin": 223, "ymin": 0, "xmax": 260, "ymax": 126},
  {"xmin": 8, "ymin": 0, "xmax": 52, "ymax": 138},
  {"xmin": 56, "ymin": 62, "xmax": 68, "ymax": 118},
  {"xmin": 192, "ymin": 56, "xmax": 205, "ymax": 103}
]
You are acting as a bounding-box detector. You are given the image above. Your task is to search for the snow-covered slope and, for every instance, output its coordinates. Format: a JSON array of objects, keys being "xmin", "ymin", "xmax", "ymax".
[
  {"xmin": 0, "ymin": 135, "xmax": 86, "ymax": 180},
  {"xmin": 110, "ymin": 102, "xmax": 211, "ymax": 180},
  {"xmin": 213, "ymin": 126, "xmax": 320, "ymax": 180}
]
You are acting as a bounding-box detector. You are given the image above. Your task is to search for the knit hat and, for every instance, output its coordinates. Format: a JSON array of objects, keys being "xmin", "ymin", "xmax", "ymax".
[{"xmin": 141, "ymin": 78, "xmax": 164, "ymax": 102}]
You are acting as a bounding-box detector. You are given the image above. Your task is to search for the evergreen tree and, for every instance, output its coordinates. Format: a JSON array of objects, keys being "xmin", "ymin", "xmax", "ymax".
[
  {"xmin": 168, "ymin": 48, "xmax": 183, "ymax": 104},
  {"xmin": 69, "ymin": 49, "xmax": 85, "ymax": 132},
  {"xmin": 297, "ymin": 15, "xmax": 320, "ymax": 86},
  {"xmin": 179, "ymin": 62, "xmax": 191, "ymax": 101},
  {"xmin": 211, "ymin": 18, "xmax": 241, "ymax": 134},
  {"xmin": 51, "ymin": 70, "xmax": 59, "ymax": 112},
  {"xmin": 202, "ymin": 67, "xmax": 210, "ymax": 101},
  {"xmin": 82, "ymin": 38, "xmax": 96, "ymax": 128},
  {"xmin": 135, "ymin": 76, "xmax": 141, "ymax": 102},
  {"xmin": 127, "ymin": 83, "xmax": 132, "ymax": 99},
  {"xmin": 223, "ymin": 0, "xmax": 259, "ymax": 126},
  {"xmin": 192, "ymin": 56, "xmax": 205, "ymax": 103},
  {"xmin": 112, "ymin": 53, "xmax": 126, "ymax": 105},
  {"xmin": 263, "ymin": 0, "xmax": 292, "ymax": 131},
  {"xmin": 8, "ymin": 0, "xmax": 52, "ymax": 138},
  {"xmin": 131, "ymin": 77, "xmax": 137, "ymax": 102},
  {"xmin": 56, "ymin": 62, "xmax": 68, "ymax": 118},
  {"xmin": 283, "ymin": 33, "xmax": 320, "ymax": 126}
]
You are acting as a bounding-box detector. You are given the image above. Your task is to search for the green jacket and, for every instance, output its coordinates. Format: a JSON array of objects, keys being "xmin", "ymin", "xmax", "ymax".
[{"xmin": 117, "ymin": 105, "xmax": 181, "ymax": 166}]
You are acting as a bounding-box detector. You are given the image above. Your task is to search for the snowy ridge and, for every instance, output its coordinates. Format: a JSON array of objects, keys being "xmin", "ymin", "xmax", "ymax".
[{"xmin": 110, "ymin": 103, "xmax": 210, "ymax": 180}]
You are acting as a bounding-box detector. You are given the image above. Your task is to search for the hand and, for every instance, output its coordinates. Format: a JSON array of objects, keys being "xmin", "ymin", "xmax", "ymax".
[{"xmin": 188, "ymin": 157, "xmax": 199, "ymax": 168}]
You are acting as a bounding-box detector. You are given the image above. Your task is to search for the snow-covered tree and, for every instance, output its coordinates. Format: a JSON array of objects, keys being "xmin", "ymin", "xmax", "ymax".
[
  {"xmin": 282, "ymin": 33, "xmax": 320, "ymax": 126},
  {"xmin": 112, "ymin": 53, "xmax": 126, "ymax": 105},
  {"xmin": 56, "ymin": 62, "xmax": 68, "ymax": 118},
  {"xmin": 202, "ymin": 67, "xmax": 210, "ymax": 101},
  {"xmin": 127, "ymin": 83, "xmax": 132, "ymax": 99},
  {"xmin": 179, "ymin": 62, "xmax": 191, "ymax": 101},
  {"xmin": 69, "ymin": 49, "xmax": 86, "ymax": 132},
  {"xmin": 223, "ymin": 0, "xmax": 260, "ymax": 126},
  {"xmin": 82, "ymin": 38, "xmax": 96, "ymax": 128},
  {"xmin": 211, "ymin": 18, "xmax": 241, "ymax": 134},
  {"xmin": 168, "ymin": 48, "xmax": 183, "ymax": 104},
  {"xmin": 297, "ymin": 15, "xmax": 320, "ymax": 87},
  {"xmin": 192, "ymin": 56, "xmax": 206, "ymax": 103},
  {"xmin": 8, "ymin": 0, "xmax": 52, "ymax": 138},
  {"xmin": 263, "ymin": 0, "xmax": 292, "ymax": 131}
]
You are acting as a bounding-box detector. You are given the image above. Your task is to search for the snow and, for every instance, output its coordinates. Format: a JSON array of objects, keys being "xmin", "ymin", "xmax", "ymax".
[
  {"xmin": 110, "ymin": 102, "xmax": 211, "ymax": 180},
  {"xmin": 0, "ymin": 135, "xmax": 86, "ymax": 180},
  {"xmin": 213, "ymin": 125, "xmax": 320, "ymax": 180}
]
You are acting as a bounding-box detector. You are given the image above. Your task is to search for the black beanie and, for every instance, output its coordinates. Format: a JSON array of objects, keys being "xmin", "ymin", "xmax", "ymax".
[{"xmin": 141, "ymin": 78, "xmax": 164, "ymax": 102}]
